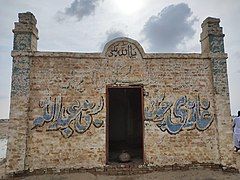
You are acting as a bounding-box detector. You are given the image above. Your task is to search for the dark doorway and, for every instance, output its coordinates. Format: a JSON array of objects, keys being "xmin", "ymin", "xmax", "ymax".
[{"xmin": 107, "ymin": 86, "xmax": 143, "ymax": 164}]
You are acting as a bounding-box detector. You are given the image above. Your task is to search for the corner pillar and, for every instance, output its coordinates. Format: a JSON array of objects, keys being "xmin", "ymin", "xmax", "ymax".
[
  {"xmin": 201, "ymin": 17, "xmax": 234, "ymax": 167},
  {"xmin": 6, "ymin": 12, "xmax": 38, "ymax": 174}
]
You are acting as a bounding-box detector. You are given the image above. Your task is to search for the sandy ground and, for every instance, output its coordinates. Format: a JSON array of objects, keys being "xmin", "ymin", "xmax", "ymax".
[{"xmin": 1, "ymin": 169, "xmax": 238, "ymax": 180}]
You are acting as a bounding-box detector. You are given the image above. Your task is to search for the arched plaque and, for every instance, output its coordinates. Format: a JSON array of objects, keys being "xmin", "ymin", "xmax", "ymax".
[{"xmin": 102, "ymin": 37, "xmax": 145, "ymax": 59}]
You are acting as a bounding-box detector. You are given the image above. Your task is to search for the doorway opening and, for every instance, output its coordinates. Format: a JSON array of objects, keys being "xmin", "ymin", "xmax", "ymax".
[{"xmin": 106, "ymin": 86, "xmax": 144, "ymax": 164}]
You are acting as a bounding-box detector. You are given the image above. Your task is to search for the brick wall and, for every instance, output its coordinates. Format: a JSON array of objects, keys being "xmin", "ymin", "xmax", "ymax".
[
  {"xmin": 16, "ymin": 50, "xmax": 219, "ymax": 171},
  {"xmin": 5, "ymin": 13, "xmax": 236, "ymax": 175}
]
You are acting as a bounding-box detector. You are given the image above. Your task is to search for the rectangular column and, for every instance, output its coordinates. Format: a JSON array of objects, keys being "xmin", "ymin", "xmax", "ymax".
[
  {"xmin": 6, "ymin": 12, "xmax": 38, "ymax": 174},
  {"xmin": 201, "ymin": 17, "xmax": 234, "ymax": 167}
]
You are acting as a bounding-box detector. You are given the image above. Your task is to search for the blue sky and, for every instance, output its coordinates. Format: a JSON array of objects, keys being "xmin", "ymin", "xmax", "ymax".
[{"xmin": 0, "ymin": 0, "xmax": 239, "ymax": 118}]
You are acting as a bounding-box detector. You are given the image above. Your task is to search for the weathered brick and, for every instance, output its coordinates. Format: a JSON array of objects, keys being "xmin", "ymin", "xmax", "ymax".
[{"xmin": 5, "ymin": 12, "xmax": 238, "ymax": 177}]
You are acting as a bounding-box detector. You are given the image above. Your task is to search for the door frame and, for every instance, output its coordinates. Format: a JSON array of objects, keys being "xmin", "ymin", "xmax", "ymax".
[{"xmin": 105, "ymin": 84, "xmax": 145, "ymax": 164}]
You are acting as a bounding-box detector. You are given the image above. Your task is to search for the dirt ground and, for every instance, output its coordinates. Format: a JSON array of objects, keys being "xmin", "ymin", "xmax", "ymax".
[
  {"xmin": 1, "ymin": 169, "xmax": 238, "ymax": 180},
  {"xmin": 1, "ymin": 160, "xmax": 240, "ymax": 180}
]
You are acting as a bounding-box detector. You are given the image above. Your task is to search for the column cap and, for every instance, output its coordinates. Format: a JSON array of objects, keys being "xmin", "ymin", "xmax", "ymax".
[
  {"xmin": 201, "ymin": 17, "xmax": 220, "ymax": 28},
  {"xmin": 13, "ymin": 12, "xmax": 38, "ymax": 39},
  {"xmin": 200, "ymin": 17, "xmax": 224, "ymax": 42}
]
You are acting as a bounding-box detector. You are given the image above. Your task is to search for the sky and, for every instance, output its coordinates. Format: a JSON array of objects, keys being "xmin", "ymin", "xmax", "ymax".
[{"xmin": 0, "ymin": 0, "xmax": 239, "ymax": 118}]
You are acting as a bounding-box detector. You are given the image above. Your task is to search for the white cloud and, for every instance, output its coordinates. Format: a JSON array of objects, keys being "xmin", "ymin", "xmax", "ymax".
[
  {"xmin": 141, "ymin": 3, "xmax": 197, "ymax": 52},
  {"xmin": 56, "ymin": 0, "xmax": 103, "ymax": 22}
]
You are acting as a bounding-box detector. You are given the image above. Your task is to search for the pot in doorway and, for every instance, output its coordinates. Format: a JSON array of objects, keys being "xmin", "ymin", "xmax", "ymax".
[{"xmin": 119, "ymin": 151, "xmax": 131, "ymax": 162}]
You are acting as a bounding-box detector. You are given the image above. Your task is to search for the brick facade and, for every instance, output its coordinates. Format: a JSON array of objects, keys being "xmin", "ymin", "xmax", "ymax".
[{"xmin": 5, "ymin": 12, "xmax": 238, "ymax": 175}]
